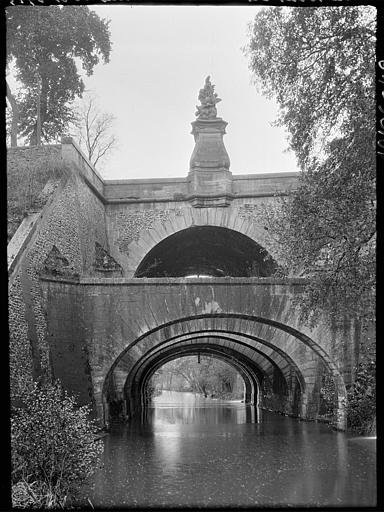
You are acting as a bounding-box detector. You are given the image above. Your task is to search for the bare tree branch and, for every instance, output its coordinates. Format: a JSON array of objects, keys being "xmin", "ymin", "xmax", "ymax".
[{"xmin": 73, "ymin": 92, "xmax": 117, "ymax": 169}]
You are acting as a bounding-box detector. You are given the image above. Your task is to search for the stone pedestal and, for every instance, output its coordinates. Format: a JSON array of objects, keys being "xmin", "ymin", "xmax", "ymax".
[{"xmin": 188, "ymin": 118, "xmax": 233, "ymax": 207}]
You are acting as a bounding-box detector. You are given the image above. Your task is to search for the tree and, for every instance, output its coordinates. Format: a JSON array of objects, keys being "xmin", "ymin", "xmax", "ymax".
[
  {"xmin": 6, "ymin": 5, "xmax": 111, "ymax": 146},
  {"xmin": 73, "ymin": 93, "xmax": 117, "ymax": 168},
  {"xmin": 6, "ymin": 82, "xmax": 19, "ymax": 147},
  {"xmin": 245, "ymin": 6, "xmax": 376, "ymax": 326}
]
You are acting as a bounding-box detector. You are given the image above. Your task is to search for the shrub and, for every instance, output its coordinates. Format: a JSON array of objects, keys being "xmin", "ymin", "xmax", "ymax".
[
  {"xmin": 11, "ymin": 381, "xmax": 103, "ymax": 508},
  {"xmin": 347, "ymin": 354, "xmax": 376, "ymax": 435},
  {"xmin": 319, "ymin": 374, "xmax": 337, "ymax": 418},
  {"xmin": 7, "ymin": 151, "xmax": 69, "ymax": 242}
]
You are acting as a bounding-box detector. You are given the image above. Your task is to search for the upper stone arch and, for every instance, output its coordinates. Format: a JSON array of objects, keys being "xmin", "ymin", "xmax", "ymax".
[
  {"xmin": 134, "ymin": 225, "xmax": 277, "ymax": 278},
  {"xmin": 117, "ymin": 206, "xmax": 279, "ymax": 277}
]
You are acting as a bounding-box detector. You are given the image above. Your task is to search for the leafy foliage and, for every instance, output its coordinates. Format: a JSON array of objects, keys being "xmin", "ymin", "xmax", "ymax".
[
  {"xmin": 6, "ymin": 5, "xmax": 111, "ymax": 145},
  {"xmin": 7, "ymin": 153, "xmax": 70, "ymax": 242},
  {"xmin": 246, "ymin": 6, "xmax": 375, "ymax": 168},
  {"xmin": 347, "ymin": 345, "xmax": 376, "ymax": 435},
  {"xmin": 11, "ymin": 381, "xmax": 103, "ymax": 508},
  {"xmin": 319, "ymin": 374, "xmax": 337, "ymax": 417},
  {"xmin": 246, "ymin": 6, "xmax": 376, "ymax": 325}
]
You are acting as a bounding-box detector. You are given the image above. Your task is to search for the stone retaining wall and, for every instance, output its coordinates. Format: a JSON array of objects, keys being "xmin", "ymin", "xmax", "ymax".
[{"xmin": 8, "ymin": 145, "xmax": 108, "ymax": 403}]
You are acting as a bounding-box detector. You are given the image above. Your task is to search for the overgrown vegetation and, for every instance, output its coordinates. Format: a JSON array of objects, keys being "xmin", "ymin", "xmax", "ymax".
[
  {"xmin": 246, "ymin": 5, "xmax": 376, "ymax": 327},
  {"xmin": 7, "ymin": 152, "xmax": 70, "ymax": 242},
  {"xmin": 347, "ymin": 343, "xmax": 376, "ymax": 435},
  {"xmin": 245, "ymin": 6, "xmax": 376, "ymax": 433},
  {"xmin": 319, "ymin": 374, "xmax": 337, "ymax": 419},
  {"xmin": 11, "ymin": 381, "xmax": 103, "ymax": 509}
]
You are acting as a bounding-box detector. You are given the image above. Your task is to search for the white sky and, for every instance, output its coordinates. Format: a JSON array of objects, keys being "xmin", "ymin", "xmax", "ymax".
[
  {"xmin": 89, "ymin": 5, "xmax": 301, "ymax": 179},
  {"xmin": 10, "ymin": 5, "xmax": 299, "ymax": 180},
  {"xmin": 81, "ymin": 5, "xmax": 299, "ymax": 179}
]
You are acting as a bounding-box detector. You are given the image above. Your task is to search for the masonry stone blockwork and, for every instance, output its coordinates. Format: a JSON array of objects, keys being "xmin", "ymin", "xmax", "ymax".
[{"xmin": 8, "ymin": 84, "xmax": 362, "ymax": 430}]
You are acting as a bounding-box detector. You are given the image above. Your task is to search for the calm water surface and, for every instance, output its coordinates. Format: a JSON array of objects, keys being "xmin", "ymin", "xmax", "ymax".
[{"xmin": 79, "ymin": 391, "xmax": 376, "ymax": 508}]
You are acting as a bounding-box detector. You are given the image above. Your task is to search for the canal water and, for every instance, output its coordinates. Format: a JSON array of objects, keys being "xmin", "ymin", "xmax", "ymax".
[{"xmin": 79, "ymin": 391, "xmax": 376, "ymax": 508}]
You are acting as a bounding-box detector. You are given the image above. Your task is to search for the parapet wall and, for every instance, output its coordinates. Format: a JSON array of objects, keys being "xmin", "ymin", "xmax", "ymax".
[{"xmin": 102, "ymin": 172, "xmax": 299, "ymax": 203}]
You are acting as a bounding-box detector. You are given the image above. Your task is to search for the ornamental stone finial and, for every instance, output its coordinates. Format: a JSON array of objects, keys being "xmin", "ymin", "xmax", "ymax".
[
  {"xmin": 188, "ymin": 77, "xmax": 232, "ymax": 207},
  {"xmin": 195, "ymin": 76, "xmax": 222, "ymax": 119}
]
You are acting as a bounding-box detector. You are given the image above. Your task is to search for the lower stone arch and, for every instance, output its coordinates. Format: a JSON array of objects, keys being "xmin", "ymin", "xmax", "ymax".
[
  {"xmin": 121, "ymin": 332, "xmax": 303, "ymax": 395},
  {"xmin": 122, "ymin": 337, "xmax": 291, "ymax": 415},
  {"xmin": 100, "ymin": 313, "xmax": 347, "ymax": 430},
  {"xmin": 138, "ymin": 346, "xmax": 260, "ymax": 408}
]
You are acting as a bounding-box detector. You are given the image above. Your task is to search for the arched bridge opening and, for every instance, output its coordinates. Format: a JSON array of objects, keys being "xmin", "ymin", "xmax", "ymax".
[
  {"xmin": 142, "ymin": 351, "xmax": 254, "ymax": 404},
  {"xmin": 134, "ymin": 226, "xmax": 277, "ymax": 277},
  {"xmin": 98, "ymin": 314, "xmax": 347, "ymax": 429},
  {"xmin": 104, "ymin": 340, "xmax": 268, "ymax": 423},
  {"xmin": 98, "ymin": 312, "xmax": 350, "ymax": 427}
]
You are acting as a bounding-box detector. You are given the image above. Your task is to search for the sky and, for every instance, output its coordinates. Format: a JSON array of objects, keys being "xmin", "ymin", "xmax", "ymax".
[
  {"xmin": 10, "ymin": 5, "xmax": 299, "ymax": 180},
  {"xmin": 78, "ymin": 5, "xmax": 299, "ymax": 180}
]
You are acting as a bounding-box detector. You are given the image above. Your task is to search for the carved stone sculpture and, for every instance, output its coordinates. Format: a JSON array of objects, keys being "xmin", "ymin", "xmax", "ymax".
[
  {"xmin": 93, "ymin": 242, "xmax": 122, "ymax": 274},
  {"xmin": 195, "ymin": 76, "xmax": 222, "ymax": 119},
  {"xmin": 42, "ymin": 245, "xmax": 78, "ymax": 277}
]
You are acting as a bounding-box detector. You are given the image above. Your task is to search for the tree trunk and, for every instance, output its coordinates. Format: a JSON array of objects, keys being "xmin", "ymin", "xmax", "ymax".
[
  {"xmin": 36, "ymin": 87, "xmax": 42, "ymax": 146},
  {"xmin": 30, "ymin": 76, "xmax": 45, "ymax": 146},
  {"xmin": 6, "ymin": 82, "xmax": 19, "ymax": 147},
  {"xmin": 29, "ymin": 124, "xmax": 37, "ymax": 146},
  {"xmin": 29, "ymin": 98, "xmax": 42, "ymax": 146}
]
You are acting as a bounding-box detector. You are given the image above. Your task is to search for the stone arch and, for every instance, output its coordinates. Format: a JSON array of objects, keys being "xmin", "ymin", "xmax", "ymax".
[
  {"xmin": 105, "ymin": 333, "xmax": 296, "ymax": 423},
  {"xmin": 106, "ymin": 342, "xmax": 266, "ymax": 423},
  {"xmin": 98, "ymin": 313, "xmax": 346, "ymax": 429},
  {"xmin": 124, "ymin": 335, "xmax": 291, "ymax": 395},
  {"xmin": 103, "ymin": 314, "xmax": 339, "ymax": 387},
  {"xmin": 124, "ymin": 206, "xmax": 278, "ymax": 276},
  {"xmin": 105, "ymin": 330, "xmax": 301, "ymax": 402},
  {"xmin": 134, "ymin": 225, "xmax": 277, "ymax": 278},
  {"xmin": 139, "ymin": 346, "xmax": 260, "ymax": 406}
]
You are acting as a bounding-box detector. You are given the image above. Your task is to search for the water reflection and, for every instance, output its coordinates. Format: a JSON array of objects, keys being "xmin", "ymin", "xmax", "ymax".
[{"xmin": 79, "ymin": 391, "xmax": 376, "ymax": 508}]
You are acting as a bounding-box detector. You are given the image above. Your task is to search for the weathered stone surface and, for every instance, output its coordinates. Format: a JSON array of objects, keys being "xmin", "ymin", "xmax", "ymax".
[
  {"xmin": 189, "ymin": 118, "xmax": 230, "ymax": 173},
  {"xmin": 8, "ymin": 144, "xmax": 108, "ymax": 404},
  {"xmin": 195, "ymin": 76, "xmax": 222, "ymax": 120},
  {"xmin": 188, "ymin": 79, "xmax": 232, "ymax": 206},
  {"xmin": 102, "ymin": 172, "xmax": 298, "ymax": 203},
  {"xmin": 93, "ymin": 242, "xmax": 122, "ymax": 274},
  {"xmin": 7, "ymin": 115, "xmax": 366, "ymax": 434},
  {"xmin": 42, "ymin": 245, "xmax": 78, "ymax": 277},
  {"xmin": 39, "ymin": 276, "xmax": 358, "ymax": 429}
]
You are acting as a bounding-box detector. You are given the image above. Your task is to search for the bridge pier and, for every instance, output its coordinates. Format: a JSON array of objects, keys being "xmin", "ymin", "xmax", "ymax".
[{"xmin": 102, "ymin": 396, "xmax": 110, "ymax": 428}]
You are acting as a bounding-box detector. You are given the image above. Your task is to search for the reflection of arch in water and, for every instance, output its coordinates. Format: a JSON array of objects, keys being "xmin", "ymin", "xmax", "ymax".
[{"xmin": 142, "ymin": 392, "xmax": 261, "ymax": 426}]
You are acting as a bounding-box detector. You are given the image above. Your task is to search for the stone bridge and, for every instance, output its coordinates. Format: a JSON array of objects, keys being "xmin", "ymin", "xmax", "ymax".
[{"xmin": 8, "ymin": 81, "xmax": 361, "ymax": 430}]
